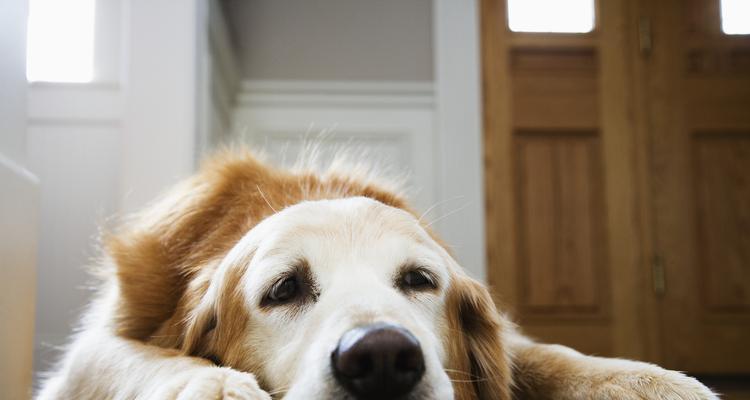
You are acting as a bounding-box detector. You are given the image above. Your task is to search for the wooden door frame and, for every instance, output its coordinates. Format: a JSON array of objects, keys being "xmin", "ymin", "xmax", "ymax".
[{"xmin": 480, "ymin": 0, "xmax": 661, "ymax": 362}]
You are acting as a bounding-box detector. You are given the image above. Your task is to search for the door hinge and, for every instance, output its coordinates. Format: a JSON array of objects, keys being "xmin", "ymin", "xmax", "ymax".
[
  {"xmin": 652, "ymin": 254, "xmax": 666, "ymax": 296},
  {"xmin": 639, "ymin": 17, "xmax": 652, "ymax": 57}
]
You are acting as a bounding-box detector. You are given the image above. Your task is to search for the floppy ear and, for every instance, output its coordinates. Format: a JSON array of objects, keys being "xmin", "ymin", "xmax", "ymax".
[
  {"xmin": 180, "ymin": 260, "xmax": 252, "ymax": 368},
  {"xmin": 106, "ymin": 152, "xmax": 281, "ymax": 340},
  {"xmin": 181, "ymin": 276, "xmax": 219, "ymax": 358},
  {"xmin": 445, "ymin": 274, "xmax": 513, "ymax": 400}
]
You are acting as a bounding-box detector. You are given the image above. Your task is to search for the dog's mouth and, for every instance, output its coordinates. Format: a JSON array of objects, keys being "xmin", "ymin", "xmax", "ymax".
[{"xmin": 330, "ymin": 322, "xmax": 426, "ymax": 400}]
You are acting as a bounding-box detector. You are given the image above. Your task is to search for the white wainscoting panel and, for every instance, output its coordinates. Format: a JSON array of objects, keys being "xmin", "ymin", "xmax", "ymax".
[
  {"xmin": 231, "ymin": 80, "xmax": 437, "ymax": 211},
  {"xmin": 27, "ymin": 83, "xmax": 122, "ymax": 385}
]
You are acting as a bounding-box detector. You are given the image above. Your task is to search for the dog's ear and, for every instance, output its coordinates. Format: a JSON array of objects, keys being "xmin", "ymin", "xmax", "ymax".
[
  {"xmin": 180, "ymin": 260, "xmax": 252, "ymax": 367},
  {"xmin": 106, "ymin": 153, "xmax": 279, "ymax": 340},
  {"xmin": 445, "ymin": 274, "xmax": 513, "ymax": 400},
  {"xmin": 181, "ymin": 273, "xmax": 220, "ymax": 358}
]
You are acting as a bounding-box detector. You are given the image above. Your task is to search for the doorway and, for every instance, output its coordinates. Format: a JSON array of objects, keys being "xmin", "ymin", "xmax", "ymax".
[{"xmin": 482, "ymin": 0, "xmax": 750, "ymax": 377}]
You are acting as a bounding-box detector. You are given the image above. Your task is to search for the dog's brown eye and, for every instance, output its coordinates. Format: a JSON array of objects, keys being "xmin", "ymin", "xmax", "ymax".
[
  {"xmin": 268, "ymin": 276, "xmax": 298, "ymax": 303},
  {"xmin": 261, "ymin": 261, "xmax": 318, "ymax": 310},
  {"xmin": 401, "ymin": 270, "xmax": 435, "ymax": 290}
]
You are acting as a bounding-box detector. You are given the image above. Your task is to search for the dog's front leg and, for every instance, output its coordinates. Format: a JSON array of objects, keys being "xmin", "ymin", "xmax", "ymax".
[
  {"xmin": 37, "ymin": 330, "xmax": 270, "ymax": 400},
  {"xmin": 508, "ymin": 334, "xmax": 718, "ymax": 400}
]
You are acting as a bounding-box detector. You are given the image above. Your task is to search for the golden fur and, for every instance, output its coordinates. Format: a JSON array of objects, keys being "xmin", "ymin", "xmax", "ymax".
[{"xmin": 38, "ymin": 149, "xmax": 718, "ymax": 400}]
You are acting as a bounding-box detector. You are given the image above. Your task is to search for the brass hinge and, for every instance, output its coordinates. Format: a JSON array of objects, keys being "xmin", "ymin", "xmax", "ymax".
[
  {"xmin": 652, "ymin": 254, "xmax": 666, "ymax": 296},
  {"xmin": 639, "ymin": 17, "xmax": 652, "ymax": 56}
]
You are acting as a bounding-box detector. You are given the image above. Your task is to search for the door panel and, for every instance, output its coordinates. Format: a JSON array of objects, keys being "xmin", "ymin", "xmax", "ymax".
[
  {"xmin": 511, "ymin": 49, "xmax": 599, "ymax": 130},
  {"xmin": 516, "ymin": 133, "xmax": 605, "ymax": 313},
  {"xmin": 694, "ymin": 134, "xmax": 750, "ymax": 311}
]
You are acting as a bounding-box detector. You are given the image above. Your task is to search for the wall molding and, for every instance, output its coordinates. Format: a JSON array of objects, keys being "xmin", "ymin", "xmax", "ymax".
[
  {"xmin": 237, "ymin": 79, "xmax": 435, "ymax": 108},
  {"xmin": 230, "ymin": 79, "xmax": 437, "ymax": 212},
  {"xmin": 27, "ymin": 83, "xmax": 122, "ymax": 125}
]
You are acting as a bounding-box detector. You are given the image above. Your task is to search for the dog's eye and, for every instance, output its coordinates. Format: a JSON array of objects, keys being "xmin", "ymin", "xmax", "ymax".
[
  {"xmin": 401, "ymin": 270, "xmax": 435, "ymax": 290},
  {"xmin": 268, "ymin": 276, "xmax": 298, "ymax": 303}
]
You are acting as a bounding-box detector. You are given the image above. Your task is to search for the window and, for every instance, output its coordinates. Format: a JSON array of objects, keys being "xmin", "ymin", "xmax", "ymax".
[
  {"xmin": 721, "ymin": 0, "xmax": 750, "ymax": 35},
  {"xmin": 26, "ymin": 0, "xmax": 96, "ymax": 82},
  {"xmin": 507, "ymin": 0, "xmax": 595, "ymax": 33}
]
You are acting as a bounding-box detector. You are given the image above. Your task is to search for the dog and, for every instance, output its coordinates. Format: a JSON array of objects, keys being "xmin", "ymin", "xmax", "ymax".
[{"xmin": 37, "ymin": 149, "xmax": 717, "ymax": 399}]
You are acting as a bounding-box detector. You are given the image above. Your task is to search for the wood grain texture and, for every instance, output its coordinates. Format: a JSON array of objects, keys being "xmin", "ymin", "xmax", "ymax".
[
  {"xmin": 693, "ymin": 133, "xmax": 750, "ymax": 311},
  {"xmin": 482, "ymin": 0, "xmax": 622, "ymax": 359},
  {"xmin": 598, "ymin": 0, "xmax": 654, "ymax": 362},
  {"xmin": 515, "ymin": 134, "xmax": 605, "ymax": 313},
  {"xmin": 511, "ymin": 50, "xmax": 600, "ymax": 130},
  {"xmin": 642, "ymin": 0, "xmax": 750, "ymax": 373},
  {"xmin": 481, "ymin": 0, "xmax": 518, "ymax": 311}
]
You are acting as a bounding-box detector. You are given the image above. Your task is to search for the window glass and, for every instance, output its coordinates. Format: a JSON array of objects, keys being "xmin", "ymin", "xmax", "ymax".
[
  {"xmin": 721, "ymin": 0, "xmax": 750, "ymax": 35},
  {"xmin": 507, "ymin": 0, "xmax": 595, "ymax": 33},
  {"xmin": 27, "ymin": 0, "xmax": 95, "ymax": 82}
]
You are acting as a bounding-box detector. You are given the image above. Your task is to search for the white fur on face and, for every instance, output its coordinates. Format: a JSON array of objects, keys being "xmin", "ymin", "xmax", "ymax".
[{"xmin": 236, "ymin": 197, "xmax": 455, "ymax": 399}]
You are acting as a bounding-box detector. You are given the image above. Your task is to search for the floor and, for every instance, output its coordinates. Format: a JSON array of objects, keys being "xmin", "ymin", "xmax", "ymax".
[{"xmin": 696, "ymin": 376, "xmax": 750, "ymax": 400}]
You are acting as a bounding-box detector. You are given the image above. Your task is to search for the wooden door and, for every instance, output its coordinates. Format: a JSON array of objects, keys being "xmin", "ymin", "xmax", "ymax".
[
  {"xmin": 483, "ymin": 0, "xmax": 750, "ymax": 374},
  {"xmin": 482, "ymin": 0, "xmax": 650, "ymax": 360},
  {"xmin": 638, "ymin": 0, "xmax": 750, "ymax": 373}
]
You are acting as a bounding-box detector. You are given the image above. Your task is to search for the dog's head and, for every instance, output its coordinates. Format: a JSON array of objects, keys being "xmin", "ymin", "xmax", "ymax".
[{"xmin": 107, "ymin": 152, "xmax": 512, "ymax": 399}]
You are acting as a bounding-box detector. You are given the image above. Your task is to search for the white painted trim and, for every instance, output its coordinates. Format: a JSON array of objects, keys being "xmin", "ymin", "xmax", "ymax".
[
  {"xmin": 197, "ymin": 0, "xmax": 241, "ymax": 154},
  {"xmin": 208, "ymin": 0, "xmax": 240, "ymax": 97},
  {"xmin": 119, "ymin": 0, "xmax": 200, "ymax": 213},
  {"xmin": 237, "ymin": 79, "xmax": 434, "ymax": 108},
  {"xmin": 27, "ymin": 84, "xmax": 122, "ymax": 124},
  {"xmin": 433, "ymin": 0, "xmax": 486, "ymax": 282}
]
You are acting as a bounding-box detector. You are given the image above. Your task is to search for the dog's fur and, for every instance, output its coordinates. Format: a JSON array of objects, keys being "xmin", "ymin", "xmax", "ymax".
[{"xmin": 37, "ymin": 150, "xmax": 717, "ymax": 399}]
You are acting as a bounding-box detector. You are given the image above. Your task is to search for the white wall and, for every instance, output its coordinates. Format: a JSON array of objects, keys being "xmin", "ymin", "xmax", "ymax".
[
  {"xmin": 222, "ymin": 0, "xmax": 486, "ymax": 280},
  {"xmin": 221, "ymin": 0, "xmax": 433, "ymax": 81},
  {"xmin": 27, "ymin": 0, "xmax": 125, "ymax": 377},
  {"xmin": 28, "ymin": 116, "xmax": 121, "ymax": 375},
  {"xmin": 232, "ymin": 80, "xmax": 437, "ymax": 211},
  {"xmin": 119, "ymin": 0, "xmax": 201, "ymax": 213},
  {"xmin": 29, "ymin": 0, "xmax": 206, "ymax": 385},
  {"xmin": 0, "ymin": 1, "xmax": 39, "ymax": 399},
  {"xmin": 433, "ymin": 0, "xmax": 485, "ymax": 281},
  {"xmin": 0, "ymin": 0, "xmax": 30, "ymax": 166}
]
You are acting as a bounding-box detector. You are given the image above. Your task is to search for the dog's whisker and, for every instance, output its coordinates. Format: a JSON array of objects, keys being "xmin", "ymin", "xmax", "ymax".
[
  {"xmin": 267, "ymin": 385, "xmax": 292, "ymax": 396},
  {"xmin": 256, "ymin": 185, "xmax": 278, "ymax": 213},
  {"xmin": 424, "ymin": 201, "xmax": 471, "ymax": 228},
  {"xmin": 449, "ymin": 377, "xmax": 491, "ymax": 383},
  {"xmin": 418, "ymin": 195, "xmax": 466, "ymax": 224}
]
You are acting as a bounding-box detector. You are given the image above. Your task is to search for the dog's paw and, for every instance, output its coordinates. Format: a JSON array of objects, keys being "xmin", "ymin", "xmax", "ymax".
[
  {"xmin": 593, "ymin": 366, "xmax": 718, "ymax": 400},
  {"xmin": 157, "ymin": 367, "xmax": 271, "ymax": 400}
]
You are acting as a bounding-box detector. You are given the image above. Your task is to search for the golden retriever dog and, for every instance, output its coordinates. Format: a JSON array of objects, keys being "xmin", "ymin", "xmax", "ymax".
[{"xmin": 37, "ymin": 150, "xmax": 717, "ymax": 399}]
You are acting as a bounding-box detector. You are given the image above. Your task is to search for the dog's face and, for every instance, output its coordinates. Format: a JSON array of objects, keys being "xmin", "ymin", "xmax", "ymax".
[
  {"xmin": 179, "ymin": 195, "xmax": 510, "ymax": 399},
  {"xmin": 213, "ymin": 197, "xmax": 455, "ymax": 399},
  {"xmin": 110, "ymin": 156, "xmax": 511, "ymax": 399}
]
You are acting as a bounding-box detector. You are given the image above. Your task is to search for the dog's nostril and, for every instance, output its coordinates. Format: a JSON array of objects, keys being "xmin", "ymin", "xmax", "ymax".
[
  {"xmin": 332, "ymin": 323, "xmax": 425, "ymax": 399},
  {"xmin": 340, "ymin": 352, "xmax": 373, "ymax": 378},
  {"xmin": 396, "ymin": 348, "xmax": 423, "ymax": 372}
]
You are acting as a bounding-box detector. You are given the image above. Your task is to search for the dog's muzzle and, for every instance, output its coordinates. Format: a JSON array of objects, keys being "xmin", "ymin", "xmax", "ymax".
[{"xmin": 331, "ymin": 322, "xmax": 425, "ymax": 399}]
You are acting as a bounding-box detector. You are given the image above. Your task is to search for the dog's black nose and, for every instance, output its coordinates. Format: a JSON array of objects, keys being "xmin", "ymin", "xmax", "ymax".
[{"xmin": 331, "ymin": 322, "xmax": 425, "ymax": 399}]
